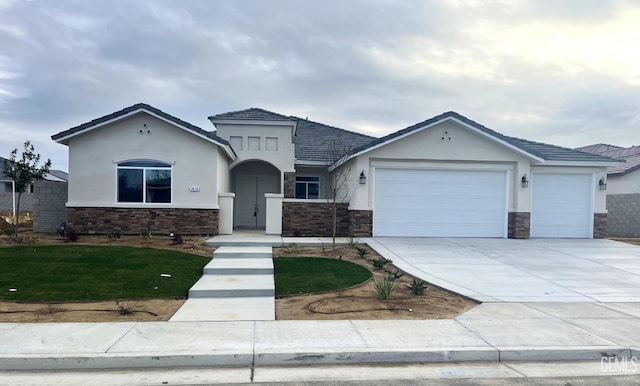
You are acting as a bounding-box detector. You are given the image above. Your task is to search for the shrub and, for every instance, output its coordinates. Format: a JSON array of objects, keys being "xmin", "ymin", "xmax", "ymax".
[
  {"xmin": 348, "ymin": 237, "xmax": 358, "ymax": 248},
  {"xmin": 408, "ymin": 279, "xmax": 427, "ymax": 295},
  {"xmin": 65, "ymin": 227, "xmax": 79, "ymax": 242},
  {"xmin": 370, "ymin": 256, "xmax": 391, "ymax": 270},
  {"xmin": 170, "ymin": 232, "xmax": 183, "ymax": 245},
  {"xmin": 373, "ymin": 277, "xmax": 396, "ymax": 300},
  {"xmin": 286, "ymin": 243, "xmax": 300, "ymax": 254},
  {"xmin": 384, "ymin": 269, "xmax": 404, "ymax": 282},
  {"xmin": 141, "ymin": 230, "xmax": 152, "ymax": 240},
  {"xmin": 107, "ymin": 230, "xmax": 122, "ymax": 240},
  {"xmin": 355, "ymin": 246, "xmax": 369, "ymax": 259}
]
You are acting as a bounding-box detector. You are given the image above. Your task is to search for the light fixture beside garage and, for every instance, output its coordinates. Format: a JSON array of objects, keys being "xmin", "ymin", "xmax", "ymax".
[
  {"xmin": 359, "ymin": 170, "xmax": 367, "ymax": 184},
  {"xmin": 521, "ymin": 174, "xmax": 529, "ymax": 188},
  {"xmin": 599, "ymin": 177, "xmax": 607, "ymax": 190}
]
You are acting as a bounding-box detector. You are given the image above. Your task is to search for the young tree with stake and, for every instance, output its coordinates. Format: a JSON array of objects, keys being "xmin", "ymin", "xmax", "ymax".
[{"xmin": 3, "ymin": 140, "xmax": 52, "ymax": 242}]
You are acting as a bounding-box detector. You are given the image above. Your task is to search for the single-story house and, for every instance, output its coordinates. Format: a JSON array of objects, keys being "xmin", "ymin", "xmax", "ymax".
[
  {"xmin": 575, "ymin": 144, "xmax": 640, "ymax": 237},
  {"xmin": 52, "ymin": 103, "xmax": 620, "ymax": 239}
]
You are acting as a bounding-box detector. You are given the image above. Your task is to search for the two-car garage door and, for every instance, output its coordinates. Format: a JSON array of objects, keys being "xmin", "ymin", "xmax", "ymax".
[
  {"xmin": 373, "ymin": 169, "xmax": 594, "ymax": 238},
  {"xmin": 373, "ymin": 169, "xmax": 507, "ymax": 237}
]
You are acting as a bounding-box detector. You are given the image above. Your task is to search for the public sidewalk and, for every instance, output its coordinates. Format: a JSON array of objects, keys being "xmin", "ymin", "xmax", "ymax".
[{"xmin": 1, "ymin": 302, "xmax": 639, "ymax": 371}]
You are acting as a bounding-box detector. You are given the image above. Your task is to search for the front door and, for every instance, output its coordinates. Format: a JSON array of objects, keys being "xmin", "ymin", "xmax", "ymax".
[{"xmin": 235, "ymin": 175, "xmax": 278, "ymax": 228}]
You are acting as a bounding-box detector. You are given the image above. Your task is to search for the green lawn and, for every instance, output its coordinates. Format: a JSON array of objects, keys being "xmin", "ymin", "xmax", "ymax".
[
  {"xmin": 0, "ymin": 245, "xmax": 209, "ymax": 301},
  {"xmin": 274, "ymin": 257, "xmax": 372, "ymax": 296}
]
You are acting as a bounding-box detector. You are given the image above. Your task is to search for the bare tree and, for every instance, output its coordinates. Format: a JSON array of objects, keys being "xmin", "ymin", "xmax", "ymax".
[
  {"xmin": 3, "ymin": 140, "xmax": 51, "ymax": 241},
  {"xmin": 326, "ymin": 135, "xmax": 356, "ymax": 251}
]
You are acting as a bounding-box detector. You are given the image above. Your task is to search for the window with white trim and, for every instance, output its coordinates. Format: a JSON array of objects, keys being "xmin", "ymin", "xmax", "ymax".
[
  {"xmin": 295, "ymin": 176, "xmax": 320, "ymax": 199},
  {"xmin": 117, "ymin": 160, "xmax": 172, "ymax": 203}
]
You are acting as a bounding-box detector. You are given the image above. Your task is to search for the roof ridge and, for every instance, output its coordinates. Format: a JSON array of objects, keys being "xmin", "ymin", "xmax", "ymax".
[
  {"xmin": 290, "ymin": 116, "xmax": 376, "ymax": 139},
  {"xmin": 208, "ymin": 107, "xmax": 293, "ymax": 120}
]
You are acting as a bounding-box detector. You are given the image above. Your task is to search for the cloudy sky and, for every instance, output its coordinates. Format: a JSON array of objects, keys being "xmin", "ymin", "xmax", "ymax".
[{"xmin": 1, "ymin": 0, "xmax": 639, "ymax": 171}]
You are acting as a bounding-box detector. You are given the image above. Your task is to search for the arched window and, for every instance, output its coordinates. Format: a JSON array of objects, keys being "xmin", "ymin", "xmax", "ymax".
[{"xmin": 117, "ymin": 160, "xmax": 171, "ymax": 203}]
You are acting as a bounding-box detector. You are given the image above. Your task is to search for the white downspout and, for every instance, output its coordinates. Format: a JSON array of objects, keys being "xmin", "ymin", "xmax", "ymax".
[{"xmin": 0, "ymin": 179, "xmax": 16, "ymax": 225}]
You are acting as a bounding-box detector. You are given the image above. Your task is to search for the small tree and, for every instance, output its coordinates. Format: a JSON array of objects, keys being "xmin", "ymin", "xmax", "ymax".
[
  {"xmin": 3, "ymin": 140, "xmax": 51, "ymax": 241},
  {"xmin": 326, "ymin": 134, "xmax": 356, "ymax": 251}
]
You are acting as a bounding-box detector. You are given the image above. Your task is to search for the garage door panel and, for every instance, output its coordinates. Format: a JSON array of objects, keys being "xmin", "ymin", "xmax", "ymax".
[
  {"xmin": 531, "ymin": 173, "xmax": 592, "ymax": 238},
  {"xmin": 373, "ymin": 169, "xmax": 507, "ymax": 237}
]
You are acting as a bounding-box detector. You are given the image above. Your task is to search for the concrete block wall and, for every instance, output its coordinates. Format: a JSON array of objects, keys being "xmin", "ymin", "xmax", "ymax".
[
  {"xmin": 33, "ymin": 180, "xmax": 68, "ymax": 233},
  {"xmin": 606, "ymin": 194, "xmax": 640, "ymax": 237},
  {"xmin": 0, "ymin": 192, "xmax": 36, "ymax": 212}
]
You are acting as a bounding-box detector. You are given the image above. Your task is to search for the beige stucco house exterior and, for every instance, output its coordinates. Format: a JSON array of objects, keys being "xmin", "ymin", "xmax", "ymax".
[{"xmin": 52, "ymin": 104, "xmax": 619, "ymax": 238}]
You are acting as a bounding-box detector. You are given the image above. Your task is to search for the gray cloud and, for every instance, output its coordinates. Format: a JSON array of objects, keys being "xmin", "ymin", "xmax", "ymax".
[{"xmin": 1, "ymin": 0, "xmax": 639, "ymax": 170}]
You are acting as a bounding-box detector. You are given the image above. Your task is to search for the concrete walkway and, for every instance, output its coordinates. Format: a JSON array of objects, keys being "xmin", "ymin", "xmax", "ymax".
[
  {"xmin": 205, "ymin": 232, "xmax": 353, "ymax": 247},
  {"xmin": 170, "ymin": 246, "xmax": 275, "ymax": 321},
  {"xmin": 1, "ymin": 302, "xmax": 639, "ymax": 370}
]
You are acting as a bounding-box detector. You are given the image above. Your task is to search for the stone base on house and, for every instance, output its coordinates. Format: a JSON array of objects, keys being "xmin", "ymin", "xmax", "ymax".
[
  {"xmin": 283, "ymin": 172, "xmax": 295, "ymax": 199},
  {"xmin": 508, "ymin": 212, "xmax": 530, "ymax": 239},
  {"xmin": 593, "ymin": 213, "xmax": 607, "ymax": 239},
  {"xmin": 282, "ymin": 201, "xmax": 349, "ymax": 237},
  {"xmin": 349, "ymin": 210, "xmax": 372, "ymax": 237},
  {"xmin": 66, "ymin": 207, "xmax": 219, "ymax": 235}
]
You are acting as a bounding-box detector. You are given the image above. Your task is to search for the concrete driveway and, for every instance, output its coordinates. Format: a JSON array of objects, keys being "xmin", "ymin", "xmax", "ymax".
[{"xmin": 363, "ymin": 238, "xmax": 640, "ymax": 303}]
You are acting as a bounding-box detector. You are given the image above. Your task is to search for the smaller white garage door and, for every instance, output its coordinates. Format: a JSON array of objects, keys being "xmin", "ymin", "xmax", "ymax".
[
  {"xmin": 374, "ymin": 168, "xmax": 507, "ymax": 237},
  {"xmin": 531, "ymin": 173, "xmax": 593, "ymax": 238}
]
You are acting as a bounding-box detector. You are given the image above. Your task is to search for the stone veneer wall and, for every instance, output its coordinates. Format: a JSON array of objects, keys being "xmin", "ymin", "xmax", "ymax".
[
  {"xmin": 606, "ymin": 194, "xmax": 640, "ymax": 237},
  {"xmin": 67, "ymin": 207, "xmax": 218, "ymax": 235},
  {"xmin": 283, "ymin": 172, "xmax": 295, "ymax": 199},
  {"xmin": 282, "ymin": 201, "xmax": 349, "ymax": 237},
  {"xmin": 349, "ymin": 210, "xmax": 372, "ymax": 237},
  {"xmin": 33, "ymin": 180, "xmax": 68, "ymax": 233},
  {"xmin": 508, "ymin": 212, "xmax": 530, "ymax": 239},
  {"xmin": 593, "ymin": 213, "xmax": 608, "ymax": 239}
]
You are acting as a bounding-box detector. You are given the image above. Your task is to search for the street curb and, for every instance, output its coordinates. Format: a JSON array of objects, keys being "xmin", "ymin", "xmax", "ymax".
[
  {"xmin": 0, "ymin": 346, "xmax": 634, "ymax": 371},
  {"xmin": 0, "ymin": 352, "xmax": 252, "ymax": 371}
]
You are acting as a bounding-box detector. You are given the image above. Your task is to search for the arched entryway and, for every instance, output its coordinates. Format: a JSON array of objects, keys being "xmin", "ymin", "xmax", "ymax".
[{"xmin": 231, "ymin": 160, "xmax": 281, "ymax": 229}]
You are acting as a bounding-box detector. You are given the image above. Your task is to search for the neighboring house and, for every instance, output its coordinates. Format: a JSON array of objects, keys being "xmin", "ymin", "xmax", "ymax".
[
  {"xmin": 0, "ymin": 156, "xmax": 68, "ymax": 233},
  {"xmin": 576, "ymin": 144, "xmax": 640, "ymax": 237},
  {"xmin": 52, "ymin": 103, "xmax": 620, "ymax": 239}
]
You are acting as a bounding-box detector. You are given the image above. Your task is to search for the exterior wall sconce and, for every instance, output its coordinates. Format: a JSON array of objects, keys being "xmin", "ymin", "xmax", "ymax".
[
  {"xmin": 521, "ymin": 174, "xmax": 529, "ymax": 188},
  {"xmin": 359, "ymin": 170, "xmax": 367, "ymax": 184},
  {"xmin": 599, "ymin": 177, "xmax": 607, "ymax": 190}
]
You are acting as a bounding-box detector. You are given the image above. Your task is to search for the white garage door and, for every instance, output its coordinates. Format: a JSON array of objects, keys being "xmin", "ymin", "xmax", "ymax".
[
  {"xmin": 531, "ymin": 173, "xmax": 593, "ymax": 238},
  {"xmin": 373, "ymin": 169, "xmax": 507, "ymax": 237}
]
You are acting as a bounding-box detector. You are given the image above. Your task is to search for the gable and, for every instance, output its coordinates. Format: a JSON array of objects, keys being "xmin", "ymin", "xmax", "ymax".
[
  {"xmin": 364, "ymin": 119, "xmax": 531, "ymax": 163},
  {"xmin": 53, "ymin": 103, "xmax": 236, "ymax": 159},
  {"xmin": 331, "ymin": 111, "xmax": 621, "ymax": 170}
]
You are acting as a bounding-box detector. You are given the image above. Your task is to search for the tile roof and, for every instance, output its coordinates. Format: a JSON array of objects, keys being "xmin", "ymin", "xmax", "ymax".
[
  {"xmin": 338, "ymin": 111, "xmax": 620, "ymax": 166},
  {"xmin": 576, "ymin": 143, "xmax": 640, "ymax": 175},
  {"xmin": 291, "ymin": 117, "xmax": 376, "ymax": 163},
  {"xmin": 52, "ymin": 103, "xmax": 230, "ymax": 147},
  {"xmin": 208, "ymin": 108, "xmax": 294, "ymax": 122}
]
